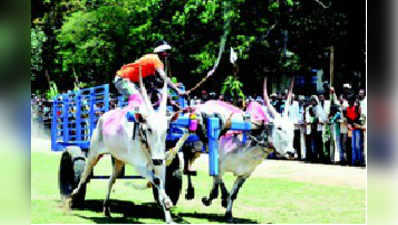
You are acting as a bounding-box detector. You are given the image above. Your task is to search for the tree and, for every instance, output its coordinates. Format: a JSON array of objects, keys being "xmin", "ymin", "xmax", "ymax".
[
  {"xmin": 31, "ymin": 0, "xmax": 365, "ymax": 97},
  {"xmin": 31, "ymin": 25, "xmax": 47, "ymax": 82}
]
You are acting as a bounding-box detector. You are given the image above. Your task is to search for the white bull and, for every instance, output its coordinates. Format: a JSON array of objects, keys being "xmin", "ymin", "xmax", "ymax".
[
  {"xmin": 172, "ymin": 77, "xmax": 296, "ymax": 222},
  {"xmin": 70, "ymin": 74, "xmax": 177, "ymax": 223}
]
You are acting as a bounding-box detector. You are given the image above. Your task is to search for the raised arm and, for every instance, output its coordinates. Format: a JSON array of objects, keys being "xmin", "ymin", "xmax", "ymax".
[
  {"xmin": 330, "ymin": 87, "xmax": 339, "ymax": 105},
  {"xmin": 157, "ymin": 68, "xmax": 185, "ymax": 96}
]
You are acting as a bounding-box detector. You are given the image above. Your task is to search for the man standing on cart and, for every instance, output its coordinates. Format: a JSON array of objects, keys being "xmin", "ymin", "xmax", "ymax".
[{"xmin": 113, "ymin": 40, "xmax": 187, "ymax": 105}]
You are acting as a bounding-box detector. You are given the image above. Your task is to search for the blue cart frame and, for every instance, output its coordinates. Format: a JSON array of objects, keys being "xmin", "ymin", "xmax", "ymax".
[{"xmin": 51, "ymin": 84, "xmax": 252, "ymax": 177}]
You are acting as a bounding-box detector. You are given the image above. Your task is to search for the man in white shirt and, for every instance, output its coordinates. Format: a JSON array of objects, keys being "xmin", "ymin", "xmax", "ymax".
[
  {"xmin": 288, "ymin": 94, "xmax": 302, "ymax": 160},
  {"xmin": 306, "ymin": 95, "xmax": 323, "ymax": 162},
  {"xmin": 358, "ymin": 89, "xmax": 367, "ymax": 164},
  {"xmin": 318, "ymin": 94, "xmax": 331, "ymax": 163},
  {"xmin": 333, "ymin": 92, "xmax": 349, "ymax": 165}
]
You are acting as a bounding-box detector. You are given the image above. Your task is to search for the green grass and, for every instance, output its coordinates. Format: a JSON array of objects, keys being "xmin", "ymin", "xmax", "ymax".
[{"xmin": 31, "ymin": 151, "xmax": 365, "ymax": 224}]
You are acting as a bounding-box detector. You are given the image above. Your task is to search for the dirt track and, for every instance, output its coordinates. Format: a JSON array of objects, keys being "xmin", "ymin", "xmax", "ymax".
[
  {"xmin": 32, "ymin": 136, "xmax": 366, "ymax": 189},
  {"xmin": 192, "ymin": 154, "xmax": 366, "ymax": 189}
]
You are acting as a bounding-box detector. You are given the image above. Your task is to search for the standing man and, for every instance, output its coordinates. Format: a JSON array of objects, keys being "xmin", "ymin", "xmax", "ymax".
[
  {"xmin": 358, "ymin": 89, "xmax": 367, "ymax": 115},
  {"xmin": 345, "ymin": 95, "xmax": 364, "ymax": 166},
  {"xmin": 318, "ymin": 94, "xmax": 331, "ymax": 164},
  {"xmin": 114, "ymin": 40, "xmax": 186, "ymax": 102},
  {"xmin": 358, "ymin": 89, "xmax": 367, "ymax": 165},
  {"xmin": 306, "ymin": 95, "xmax": 322, "ymax": 163},
  {"xmin": 288, "ymin": 94, "xmax": 302, "ymax": 160},
  {"xmin": 297, "ymin": 95, "xmax": 307, "ymax": 161}
]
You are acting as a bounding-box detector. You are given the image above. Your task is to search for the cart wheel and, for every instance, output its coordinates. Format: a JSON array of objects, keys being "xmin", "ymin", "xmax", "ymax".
[
  {"xmin": 58, "ymin": 146, "xmax": 87, "ymax": 208},
  {"xmin": 152, "ymin": 154, "xmax": 182, "ymax": 206}
]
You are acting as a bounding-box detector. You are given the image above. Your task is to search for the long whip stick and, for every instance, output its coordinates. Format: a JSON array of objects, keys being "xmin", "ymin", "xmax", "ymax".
[{"xmin": 186, "ymin": 2, "xmax": 231, "ymax": 94}]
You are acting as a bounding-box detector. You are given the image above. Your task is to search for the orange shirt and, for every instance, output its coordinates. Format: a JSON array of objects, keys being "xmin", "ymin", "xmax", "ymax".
[{"xmin": 116, "ymin": 54, "xmax": 164, "ymax": 82}]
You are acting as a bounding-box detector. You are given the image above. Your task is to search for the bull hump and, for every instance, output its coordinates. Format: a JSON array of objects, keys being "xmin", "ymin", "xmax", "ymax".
[{"xmin": 202, "ymin": 100, "xmax": 243, "ymax": 113}]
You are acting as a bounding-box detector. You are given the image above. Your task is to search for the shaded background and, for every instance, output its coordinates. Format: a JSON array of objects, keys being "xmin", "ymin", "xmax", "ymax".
[{"xmin": 30, "ymin": 0, "xmax": 365, "ymax": 97}]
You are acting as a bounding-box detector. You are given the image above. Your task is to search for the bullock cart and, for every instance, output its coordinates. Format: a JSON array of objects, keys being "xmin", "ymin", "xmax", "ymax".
[{"xmin": 51, "ymin": 84, "xmax": 251, "ymax": 208}]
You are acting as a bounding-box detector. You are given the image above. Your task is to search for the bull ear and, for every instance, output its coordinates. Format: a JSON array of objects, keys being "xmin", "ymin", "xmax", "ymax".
[{"xmin": 135, "ymin": 113, "xmax": 146, "ymax": 123}]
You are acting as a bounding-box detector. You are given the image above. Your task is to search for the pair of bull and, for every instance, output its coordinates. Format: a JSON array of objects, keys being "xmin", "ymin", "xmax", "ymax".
[{"xmin": 70, "ymin": 76, "xmax": 295, "ymax": 223}]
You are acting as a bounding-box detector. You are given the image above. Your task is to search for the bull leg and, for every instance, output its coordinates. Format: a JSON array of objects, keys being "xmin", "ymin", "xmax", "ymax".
[
  {"xmin": 72, "ymin": 124, "xmax": 103, "ymax": 196},
  {"xmin": 185, "ymin": 174, "xmax": 195, "ymax": 200},
  {"xmin": 225, "ymin": 176, "xmax": 247, "ymax": 222},
  {"xmin": 185, "ymin": 150, "xmax": 201, "ymax": 200},
  {"xmin": 71, "ymin": 153, "xmax": 100, "ymax": 196},
  {"xmin": 183, "ymin": 148, "xmax": 195, "ymax": 200},
  {"xmin": 103, "ymin": 159, "xmax": 124, "ymax": 217},
  {"xmin": 138, "ymin": 165, "xmax": 174, "ymax": 224},
  {"xmin": 220, "ymin": 179, "xmax": 229, "ymax": 208},
  {"xmin": 201, "ymin": 176, "xmax": 220, "ymax": 206}
]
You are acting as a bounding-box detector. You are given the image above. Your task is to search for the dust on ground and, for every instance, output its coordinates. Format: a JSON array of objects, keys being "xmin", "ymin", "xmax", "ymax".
[
  {"xmin": 191, "ymin": 154, "xmax": 366, "ymax": 189},
  {"xmin": 31, "ymin": 118, "xmax": 57, "ymax": 154}
]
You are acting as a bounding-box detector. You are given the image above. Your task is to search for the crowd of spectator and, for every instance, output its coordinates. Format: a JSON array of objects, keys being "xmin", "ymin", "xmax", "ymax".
[
  {"xmin": 31, "ymin": 94, "xmax": 52, "ymax": 130},
  {"xmin": 286, "ymin": 83, "xmax": 366, "ymax": 167},
  {"xmin": 32, "ymin": 82, "xmax": 366, "ymax": 167},
  {"xmin": 188, "ymin": 83, "xmax": 366, "ymax": 167}
]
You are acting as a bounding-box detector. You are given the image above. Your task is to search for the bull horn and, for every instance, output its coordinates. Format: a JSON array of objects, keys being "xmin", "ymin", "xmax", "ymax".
[
  {"xmin": 138, "ymin": 66, "xmax": 154, "ymax": 113},
  {"xmin": 219, "ymin": 113, "xmax": 233, "ymax": 138},
  {"xmin": 283, "ymin": 77, "xmax": 295, "ymax": 117},
  {"xmin": 263, "ymin": 77, "xmax": 281, "ymax": 119},
  {"xmin": 159, "ymin": 80, "xmax": 168, "ymax": 115}
]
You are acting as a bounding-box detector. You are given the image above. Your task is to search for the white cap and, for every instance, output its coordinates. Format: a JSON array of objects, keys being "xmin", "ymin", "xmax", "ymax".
[
  {"xmin": 343, "ymin": 83, "xmax": 351, "ymax": 88},
  {"xmin": 154, "ymin": 44, "xmax": 172, "ymax": 53}
]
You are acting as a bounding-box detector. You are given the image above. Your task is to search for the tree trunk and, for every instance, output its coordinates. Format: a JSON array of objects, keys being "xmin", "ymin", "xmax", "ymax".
[
  {"xmin": 329, "ymin": 46, "xmax": 334, "ymax": 102},
  {"xmin": 329, "ymin": 46, "xmax": 334, "ymax": 87},
  {"xmin": 72, "ymin": 65, "xmax": 80, "ymax": 89},
  {"xmin": 44, "ymin": 69, "xmax": 51, "ymax": 88}
]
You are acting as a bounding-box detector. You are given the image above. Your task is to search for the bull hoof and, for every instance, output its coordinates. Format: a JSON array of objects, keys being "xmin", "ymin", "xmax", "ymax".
[
  {"xmin": 201, "ymin": 197, "xmax": 211, "ymax": 206},
  {"xmin": 225, "ymin": 212, "xmax": 233, "ymax": 223},
  {"xmin": 221, "ymin": 199, "xmax": 228, "ymax": 208},
  {"xmin": 71, "ymin": 188, "xmax": 79, "ymax": 197},
  {"xmin": 226, "ymin": 217, "xmax": 234, "ymax": 223},
  {"xmin": 103, "ymin": 206, "xmax": 111, "ymax": 218},
  {"xmin": 164, "ymin": 198, "xmax": 173, "ymax": 210},
  {"xmin": 185, "ymin": 188, "xmax": 195, "ymax": 200}
]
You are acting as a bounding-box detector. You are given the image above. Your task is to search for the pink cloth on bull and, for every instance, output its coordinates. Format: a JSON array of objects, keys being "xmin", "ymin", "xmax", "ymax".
[
  {"xmin": 220, "ymin": 132, "xmax": 241, "ymax": 153},
  {"xmin": 218, "ymin": 101, "xmax": 270, "ymax": 152},
  {"xmin": 193, "ymin": 100, "xmax": 244, "ymax": 152},
  {"xmin": 102, "ymin": 93, "xmax": 145, "ymax": 136},
  {"xmin": 245, "ymin": 101, "xmax": 271, "ymax": 124},
  {"xmin": 204, "ymin": 100, "xmax": 243, "ymax": 114}
]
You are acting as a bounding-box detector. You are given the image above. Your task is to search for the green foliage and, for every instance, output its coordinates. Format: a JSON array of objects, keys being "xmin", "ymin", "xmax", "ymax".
[
  {"xmin": 73, "ymin": 81, "xmax": 88, "ymax": 91},
  {"xmin": 268, "ymin": 1, "xmax": 280, "ymax": 12},
  {"xmin": 56, "ymin": 5, "xmax": 130, "ymax": 82},
  {"xmin": 191, "ymin": 42, "xmax": 218, "ymax": 73},
  {"xmin": 268, "ymin": 0, "xmax": 294, "ymax": 12},
  {"xmin": 31, "ymin": 0, "xmax": 362, "ymax": 96},
  {"xmin": 232, "ymin": 35, "xmax": 256, "ymax": 60},
  {"xmin": 280, "ymin": 49, "xmax": 301, "ymax": 72},
  {"xmin": 45, "ymin": 81, "xmax": 59, "ymax": 100},
  {"xmin": 286, "ymin": 0, "xmax": 294, "ymax": 7},
  {"xmin": 221, "ymin": 75, "xmax": 245, "ymax": 101},
  {"xmin": 31, "ymin": 25, "xmax": 47, "ymax": 81}
]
